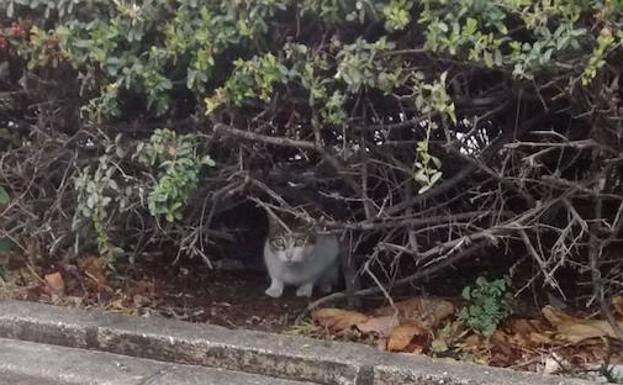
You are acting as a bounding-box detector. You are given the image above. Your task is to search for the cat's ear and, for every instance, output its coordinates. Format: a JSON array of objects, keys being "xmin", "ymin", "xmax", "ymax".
[{"xmin": 267, "ymin": 213, "xmax": 282, "ymax": 236}]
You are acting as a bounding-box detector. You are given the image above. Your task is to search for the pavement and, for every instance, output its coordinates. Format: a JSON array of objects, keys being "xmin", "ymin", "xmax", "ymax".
[{"xmin": 0, "ymin": 299, "xmax": 594, "ymax": 385}]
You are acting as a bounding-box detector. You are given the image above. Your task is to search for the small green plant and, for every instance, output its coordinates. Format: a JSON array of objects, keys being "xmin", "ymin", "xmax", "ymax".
[
  {"xmin": 411, "ymin": 72, "xmax": 455, "ymax": 194},
  {"xmin": 383, "ymin": 0, "xmax": 413, "ymax": 32},
  {"xmin": 136, "ymin": 128, "xmax": 215, "ymax": 223},
  {"xmin": 430, "ymin": 320, "xmax": 460, "ymax": 356},
  {"xmin": 458, "ymin": 275, "xmax": 511, "ymax": 336},
  {"xmin": 73, "ymin": 152, "xmax": 128, "ymax": 261}
]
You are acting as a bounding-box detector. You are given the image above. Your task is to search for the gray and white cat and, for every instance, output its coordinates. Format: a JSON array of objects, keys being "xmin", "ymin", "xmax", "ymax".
[{"xmin": 263, "ymin": 216, "xmax": 339, "ymax": 298}]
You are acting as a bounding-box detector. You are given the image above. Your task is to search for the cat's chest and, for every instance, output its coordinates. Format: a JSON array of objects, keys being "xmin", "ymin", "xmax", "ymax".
[{"xmin": 279, "ymin": 263, "xmax": 314, "ymax": 282}]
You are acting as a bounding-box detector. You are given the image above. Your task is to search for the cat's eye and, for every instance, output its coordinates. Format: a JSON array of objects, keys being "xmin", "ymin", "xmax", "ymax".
[
  {"xmin": 273, "ymin": 239, "xmax": 285, "ymax": 248},
  {"xmin": 294, "ymin": 238, "xmax": 306, "ymax": 246}
]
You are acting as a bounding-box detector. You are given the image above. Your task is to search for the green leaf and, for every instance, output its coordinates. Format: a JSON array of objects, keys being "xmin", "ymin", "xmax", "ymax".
[
  {"xmin": 430, "ymin": 171, "xmax": 443, "ymax": 185},
  {"xmin": 418, "ymin": 184, "xmax": 432, "ymax": 194},
  {"xmin": 0, "ymin": 187, "xmax": 9, "ymax": 205},
  {"xmin": 201, "ymin": 155, "xmax": 216, "ymax": 167},
  {"xmin": 414, "ymin": 169, "xmax": 429, "ymax": 184},
  {"xmin": 165, "ymin": 211, "xmax": 175, "ymax": 222},
  {"xmin": 494, "ymin": 49, "xmax": 503, "ymax": 66},
  {"xmin": 431, "ymin": 339, "xmax": 449, "ymax": 353},
  {"xmin": 0, "ymin": 238, "xmax": 12, "ymax": 253},
  {"xmin": 431, "ymin": 156, "xmax": 442, "ymax": 168},
  {"xmin": 461, "ymin": 286, "xmax": 471, "ymax": 300}
]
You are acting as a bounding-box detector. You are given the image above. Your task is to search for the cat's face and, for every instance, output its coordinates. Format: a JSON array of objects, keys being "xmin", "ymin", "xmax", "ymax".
[{"xmin": 268, "ymin": 231, "xmax": 316, "ymax": 264}]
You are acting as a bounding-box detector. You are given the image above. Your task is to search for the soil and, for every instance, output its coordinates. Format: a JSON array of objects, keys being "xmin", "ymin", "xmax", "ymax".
[
  {"xmin": 143, "ymin": 267, "xmax": 310, "ymax": 332},
  {"xmin": 2, "ymin": 253, "xmax": 314, "ymax": 334}
]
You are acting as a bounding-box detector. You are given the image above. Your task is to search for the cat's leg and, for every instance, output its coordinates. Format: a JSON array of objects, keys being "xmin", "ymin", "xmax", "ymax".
[
  {"xmin": 319, "ymin": 263, "xmax": 339, "ymax": 293},
  {"xmin": 296, "ymin": 282, "xmax": 314, "ymax": 297},
  {"xmin": 265, "ymin": 279, "xmax": 285, "ymax": 298}
]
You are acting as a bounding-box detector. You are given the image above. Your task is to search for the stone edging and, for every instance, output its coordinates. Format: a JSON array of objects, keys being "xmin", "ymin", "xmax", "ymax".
[
  {"xmin": 0, "ymin": 300, "xmax": 589, "ymax": 385},
  {"xmin": 0, "ymin": 337, "xmax": 321, "ymax": 385}
]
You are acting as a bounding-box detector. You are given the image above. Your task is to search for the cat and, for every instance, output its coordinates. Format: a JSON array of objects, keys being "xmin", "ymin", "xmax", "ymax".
[{"xmin": 263, "ymin": 215, "xmax": 339, "ymax": 298}]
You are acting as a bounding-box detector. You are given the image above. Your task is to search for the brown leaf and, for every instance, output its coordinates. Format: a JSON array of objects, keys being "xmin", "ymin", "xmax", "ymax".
[
  {"xmin": 458, "ymin": 334, "xmax": 483, "ymax": 354},
  {"xmin": 386, "ymin": 321, "xmax": 429, "ymax": 352},
  {"xmin": 509, "ymin": 318, "xmax": 547, "ymax": 335},
  {"xmin": 554, "ymin": 320, "xmax": 622, "ymax": 344},
  {"xmin": 374, "ymin": 297, "xmax": 455, "ymax": 328},
  {"xmin": 528, "ymin": 331, "xmax": 554, "ymax": 345},
  {"xmin": 542, "ymin": 305, "xmax": 576, "ymax": 325},
  {"xmin": 79, "ymin": 255, "xmax": 110, "ymax": 294},
  {"xmin": 490, "ymin": 330, "xmax": 513, "ymax": 356},
  {"xmin": 508, "ymin": 318, "xmax": 553, "ymax": 347},
  {"xmin": 108, "ymin": 297, "xmax": 132, "ymax": 314},
  {"xmin": 356, "ymin": 315, "xmax": 400, "ymax": 337},
  {"xmin": 311, "ymin": 308, "xmax": 368, "ymax": 333},
  {"xmin": 542, "ymin": 305, "xmax": 623, "ymax": 344},
  {"xmin": 44, "ymin": 272, "xmax": 64, "ymax": 295}
]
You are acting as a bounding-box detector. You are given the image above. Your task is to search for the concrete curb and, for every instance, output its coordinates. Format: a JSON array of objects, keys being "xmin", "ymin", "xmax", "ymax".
[
  {"xmin": 0, "ymin": 338, "xmax": 320, "ymax": 385},
  {"xmin": 0, "ymin": 300, "xmax": 590, "ymax": 385}
]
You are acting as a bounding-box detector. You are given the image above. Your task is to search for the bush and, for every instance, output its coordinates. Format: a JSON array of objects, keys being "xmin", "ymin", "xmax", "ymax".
[{"xmin": 1, "ymin": 1, "xmax": 622, "ymax": 307}]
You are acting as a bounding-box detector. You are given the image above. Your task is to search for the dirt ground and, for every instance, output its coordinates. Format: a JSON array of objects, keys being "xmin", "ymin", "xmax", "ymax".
[
  {"xmin": 147, "ymin": 267, "xmax": 311, "ymax": 332},
  {"xmin": 2, "ymin": 253, "xmax": 317, "ymax": 333}
]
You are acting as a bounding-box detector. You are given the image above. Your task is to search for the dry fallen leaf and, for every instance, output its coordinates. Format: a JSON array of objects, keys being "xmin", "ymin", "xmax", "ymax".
[
  {"xmin": 508, "ymin": 318, "xmax": 553, "ymax": 347},
  {"xmin": 356, "ymin": 315, "xmax": 400, "ymax": 337},
  {"xmin": 79, "ymin": 255, "xmax": 109, "ymax": 292},
  {"xmin": 108, "ymin": 297, "xmax": 132, "ymax": 314},
  {"xmin": 311, "ymin": 308, "xmax": 369, "ymax": 333},
  {"xmin": 543, "ymin": 305, "xmax": 623, "ymax": 344},
  {"xmin": 44, "ymin": 272, "xmax": 64, "ymax": 295},
  {"xmin": 542, "ymin": 305, "xmax": 576, "ymax": 324},
  {"xmin": 316, "ymin": 297, "xmax": 456, "ymax": 353},
  {"xmin": 374, "ymin": 297, "xmax": 455, "ymax": 328},
  {"xmin": 552, "ymin": 320, "xmax": 621, "ymax": 344},
  {"xmin": 457, "ymin": 333, "xmax": 483, "ymax": 354},
  {"xmin": 490, "ymin": 330, "xmax": 514, "ymax": 357},
  {"xmin": 386, "ymin": 320, "xmax": 429, "ymax": 352},
  {"xmin": 509, "ymin": 318, "xmax": 547, "ymax": 335}
]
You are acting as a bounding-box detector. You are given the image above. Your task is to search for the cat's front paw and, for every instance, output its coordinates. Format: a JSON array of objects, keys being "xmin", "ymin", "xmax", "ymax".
[
  {"xmin": 319, "ymin": 282, "xmax": 333, "ymax": 294},
  {"xmin": 265, "ymin": 286, "xmax": 283, "ymax": 298},
  {"xmin": 296, "ymin": 283, "xmax": 314, "ymax": 297}
]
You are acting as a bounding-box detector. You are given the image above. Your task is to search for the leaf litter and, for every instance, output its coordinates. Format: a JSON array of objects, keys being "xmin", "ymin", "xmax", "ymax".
[
  {"xmin": 311, "ymin": 295, "xmax": 623, "ymax": 380},
  {"xmin": 0, "ymin": 251, "xmax": 312, "ymax": 331}
]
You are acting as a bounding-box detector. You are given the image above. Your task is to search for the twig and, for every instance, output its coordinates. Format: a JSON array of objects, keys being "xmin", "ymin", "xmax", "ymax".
[
  {"xmin": 306, "ymin": 241, "xmax": 488, "ymax": 310},
  {"xmin": 214, "ymin": 123, "xmax": 318, "ymax": 150}
]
